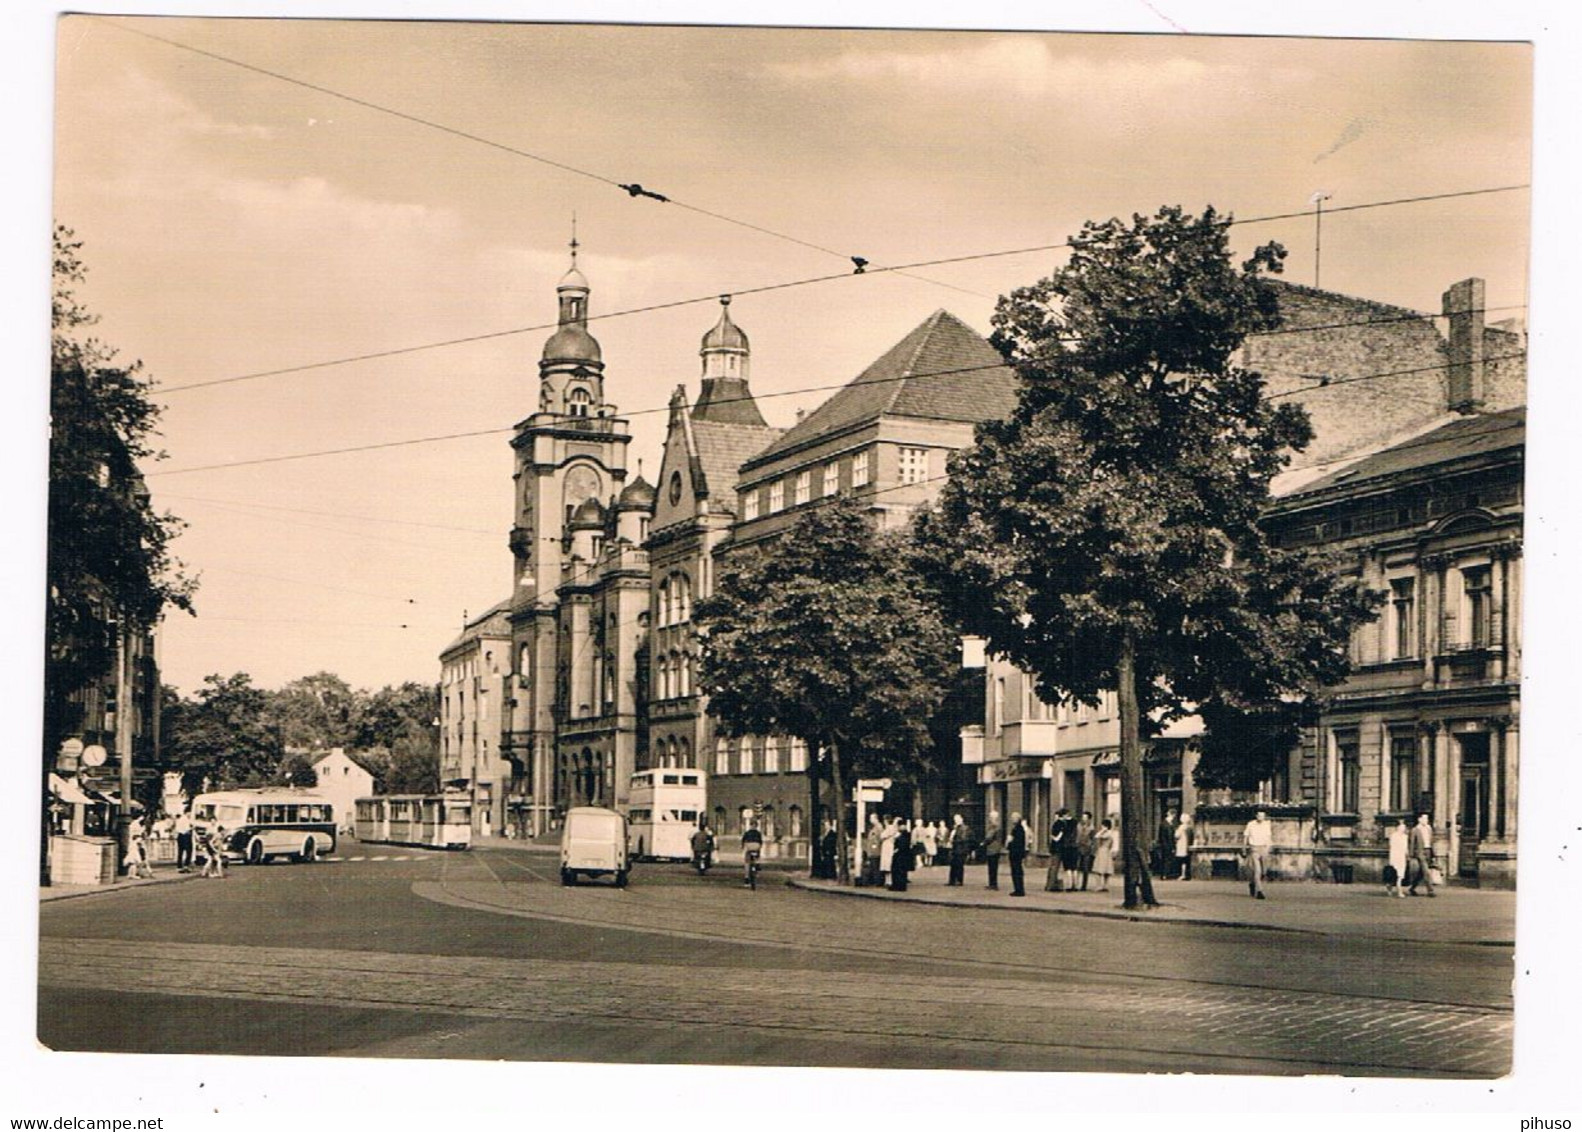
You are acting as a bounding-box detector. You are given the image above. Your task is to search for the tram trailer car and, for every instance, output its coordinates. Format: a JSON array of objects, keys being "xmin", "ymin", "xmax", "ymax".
[{"xmin": 354, "ymin": 794, "xmax": 472, "ymax": 849}]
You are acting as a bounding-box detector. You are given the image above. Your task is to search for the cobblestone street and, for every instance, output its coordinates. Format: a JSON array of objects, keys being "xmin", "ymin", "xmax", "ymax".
[{"xmin": 38, "ymin": 846, "xmax": 1513, "ymax": 1076}]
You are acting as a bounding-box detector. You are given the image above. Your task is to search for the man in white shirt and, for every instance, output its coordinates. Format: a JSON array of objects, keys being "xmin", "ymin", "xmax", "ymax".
[{"xmin": 1243, "ymin": 809, "xmax": 1273, "ymax": 899}]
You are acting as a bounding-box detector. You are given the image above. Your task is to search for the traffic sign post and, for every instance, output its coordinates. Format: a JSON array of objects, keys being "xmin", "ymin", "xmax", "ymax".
[{"xmin": 851, "ymin": 778, "xmax": 893, "ymax": 880}]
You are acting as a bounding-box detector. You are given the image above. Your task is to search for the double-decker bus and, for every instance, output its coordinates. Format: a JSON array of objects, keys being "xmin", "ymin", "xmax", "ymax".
[
  {"xmin": 353, "ymin": 794, "xmax": 472, "ymax": 849},
  {"xmin": 190, "ymin": 789, "xmax": 337, "ymax": 865},
  {"xmin": 624, "ymin": 769, "xmax": 707, "ymax": 861}
]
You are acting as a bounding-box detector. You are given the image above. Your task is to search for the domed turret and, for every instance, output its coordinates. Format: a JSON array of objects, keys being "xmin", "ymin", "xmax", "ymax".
[
  {"xmin": 691, "ymin": 295, "xmax": 767, "ymax": 426},
  {"xmin": 570, "ymin": 496, "xmax": 606, "ymax": 530},
  {"xmin": 617, "ymin": 476, "xmax": 656, "ymax": 511},
  {"xmin": 539, "ymin": 238, "xmax": 605, "ymax": 377},
  {"xmin": 701, "ymin": 295, "xmax": 749, "ymax": 355}
]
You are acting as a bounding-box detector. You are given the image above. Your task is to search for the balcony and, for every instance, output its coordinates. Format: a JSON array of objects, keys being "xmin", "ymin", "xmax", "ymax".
[{"xmin": 959, "ymin": 724, "xmax": 985, "ymax": 765}]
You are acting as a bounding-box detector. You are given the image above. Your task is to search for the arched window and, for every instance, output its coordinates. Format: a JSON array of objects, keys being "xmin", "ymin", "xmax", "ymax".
[
  {"xmin": 714, "ymin": 805, "xmax": 727, "ymax": 834},
  {"xmin": 658, "ymin": 655, "xmax": 672, "ymax": 701},
  {"xmin": 567, "ymin": 387, "xmax": 592, "ymax": 417},
  {"xmin": 658, "ymin": 576, "xmax": 672, "ymax": 627},
  {"xmin": 677, "ymin": 737, "xmax": 692, "ymax": 768},
  {"xmin": 675, "ymin": 573, "xmax": 692, "ymax": 622},
  {"xmin": 788, "ymin": 805, "xmax": 803, "ymax": 838}
]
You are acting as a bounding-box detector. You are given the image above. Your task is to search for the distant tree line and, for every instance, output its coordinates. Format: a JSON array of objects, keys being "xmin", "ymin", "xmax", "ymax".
[{"xmin": 160, "ymin": 671, "xmax": 440, "ymax": 799}]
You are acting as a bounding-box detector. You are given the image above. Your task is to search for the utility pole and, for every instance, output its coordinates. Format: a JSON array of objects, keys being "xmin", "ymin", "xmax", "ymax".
[
  {"xmin": 115, "ymin": 624, "xmax": 135, "ymax": 875},
  {"xmin": 1311, "ymin": 191, "xmax": 1333, "ymax": 289}
]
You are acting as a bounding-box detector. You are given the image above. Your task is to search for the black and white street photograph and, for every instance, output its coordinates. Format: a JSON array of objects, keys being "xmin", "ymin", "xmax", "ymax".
[{"xmin": 11, "ymin": 0, "xmax": 1580, "ymax": 1124}]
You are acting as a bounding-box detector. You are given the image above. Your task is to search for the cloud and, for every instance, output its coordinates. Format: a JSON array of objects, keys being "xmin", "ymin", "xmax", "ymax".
[{"xmin": 768, "ymin": 37, "xmax": 1214, "ymax": 101}]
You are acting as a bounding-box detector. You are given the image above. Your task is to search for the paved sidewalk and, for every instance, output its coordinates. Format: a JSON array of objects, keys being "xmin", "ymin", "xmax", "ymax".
[
  {"xmin": 788, "ymin": 860, "xmax": 1515, "ymax": 945},
  {"xmin": 40, "ymin": 868, "xmax": 205, "ymax": 903}
]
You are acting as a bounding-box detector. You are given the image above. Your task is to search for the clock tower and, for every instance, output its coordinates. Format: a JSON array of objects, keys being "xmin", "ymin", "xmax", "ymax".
[{"xmin": 505, "ymin": 241, "xmax": 631, "ymax": 834}]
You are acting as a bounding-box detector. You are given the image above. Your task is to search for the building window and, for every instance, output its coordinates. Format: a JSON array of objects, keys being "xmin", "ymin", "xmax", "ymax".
[
  {"xmin": 1463, "ymin": 566, "xmax": 1492, "ymax": 648},
  {"xmin": 764, "ymin": 737, "xmax": 781, "ymax": 774},
  {"xmin": 823, "ymin": 462, "xmax": 839, "ymax": 497},
  {"xmin": 1390, "ymin": 577, "xmax": 1417, "ymax": 659},
  {"xmin": 898, "ymin": 446, "xmax": 928, "ymax": 485},
  {"xmin": 567, "ymin": 387, "xmax": 592, "ymax": 417},
  {"xmin": 794, "ymin": 470, "xmax": 811, "ymax": 506},
  {"xmin": 852, "ymin": 450, "xmax": 870, "ymax": 488},
  {"xmin": 1335, "ymin": 732, "xmax": 1360, "ymax": 813},
  {"xmin": 993, "ymin": 677, "xmax": 1006, "ymax": 735},
  {"xmin": 789, "ymin": 738, "xmax": 808, "ymax": 773},
  {"xmin": 769, "ymin": 481, "xmax": 785, "ymax": 513},
  {"xmin": 743, "ymin": 490, "xmax": 760, "ymax": 521},
  {"xmin": 1389, "ymin": 732, "xmax": 1418, "ymax": 812}
]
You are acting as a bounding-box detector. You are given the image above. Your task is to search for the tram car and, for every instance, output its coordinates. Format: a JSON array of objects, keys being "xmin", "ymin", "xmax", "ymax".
[{"xmin": 353, "ymin": 794, "xmax": 473, "ymax": 849}]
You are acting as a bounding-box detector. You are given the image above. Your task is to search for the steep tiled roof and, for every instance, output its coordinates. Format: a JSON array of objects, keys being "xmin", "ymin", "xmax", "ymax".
[
  {"xmin": 747, "ymin": 310, "xmax": 1018, "ymax": 466},
  {"xmin": 692, "ymin": 377, "xmax": 769, "ymax": 426},
  {"xmin": 440, "ymin": 598, "xmax": 513, "ymax": 656},
  {"xmin": 691, "ymin": 419, "xmax": 781, "ymax": 511},
  {"xmin": 1290, "ymin": 408, "xmax": 1524, "ymax": 497}
]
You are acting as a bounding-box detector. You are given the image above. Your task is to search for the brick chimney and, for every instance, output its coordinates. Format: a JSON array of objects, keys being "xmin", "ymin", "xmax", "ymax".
[{"xmin": 1443, "ymin": 277, "xmax": 1486, "ymax": 415}]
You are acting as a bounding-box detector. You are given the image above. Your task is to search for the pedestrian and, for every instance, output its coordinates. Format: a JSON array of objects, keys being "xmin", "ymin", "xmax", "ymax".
[
  {"xmin": 861, "ymin": 812, "xmax": 883, "ymax": 886},
  {"xmin": 946, "ymin": 813, "xmax": 971, "ymax": 886},
  {"xmin": 1006, "ymin": 810, "xmax": 1028, "ymax": 897},
  {"xmin": 1092, "ymin": 818, "xmax": 1116, "ymax": 892},
  {"xmin": 879, "ymin": 815, "xmax": 899, "ymax": 886},
  {"xmin": 1156, "ymin": 809, "xmax": 1178, "ymax": 878},
  {"xmin": 200, "ymin": 825, "xmax": 227, "ymax": 879},
  {"xmin": 1075, "ymin": 811, "xmax": 1096, "ymax": 891},
  {"xmin": 1174, "ymin": 813, "xmax": 1194, "ymax": 881},
  {"xmin": 917, "ymin": 820, "xmax": 936, "ymax": 868},
  {"xmin": 1045, "ymin": 809, "xmax": 1069, "ymax": 892},
  {"xmin": 1057, "ymin": 808, "xmax": 1082, "ymax": 890},
  {"xmin": 819, "ymin": 819, "xmax": 839, "ymax": 880},
  {"xmin": 1386, "ymin": 818, "xmax": 1409, "ymax": 898},
  {"xmin": 890, "ymin": 819, "xmax": 913, "ymax": 892},
  {"xmin": 123, "ymin": 827, "xmax": 153, "ymax": 880},
  {"xmin": 982, "ymin": 810, "xmax": 1004, "ymax": 890},
  {"xmin": 174, "ymin": 806, "xmax": 194, "ymax": 873},
  {"xmin": 1408, "ymin": 813, "xmax": 1437, "ymax": 897},
  {"xmin": 1243, "ymin": 809, "xmax": 1273, "ymax": 899}
]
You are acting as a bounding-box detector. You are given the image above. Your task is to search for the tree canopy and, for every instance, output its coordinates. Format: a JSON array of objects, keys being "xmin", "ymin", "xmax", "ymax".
[
  {"xmin": 917, "ymin": 205, "xmax": 1378, "ymax": 906},
  {"xmin": 44, "ymin": 226, "xmax": 194, "ymax": 765},
  {"xmin": 696, "ymin": 495, "xmax": 958, "ymax": 880}
]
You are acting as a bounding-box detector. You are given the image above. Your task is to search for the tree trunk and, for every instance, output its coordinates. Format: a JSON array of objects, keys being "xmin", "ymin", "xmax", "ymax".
[
  {"xmin": 804, "ymin": 738, "xmax": 822, "ymax": 879},
  {"xmin": 829, "ymin": 737, "xmax": 850, "ymax": 885},
  {"xmin": 1118, "ymin": 630, "xmax": 1159, "ymax": 909}
]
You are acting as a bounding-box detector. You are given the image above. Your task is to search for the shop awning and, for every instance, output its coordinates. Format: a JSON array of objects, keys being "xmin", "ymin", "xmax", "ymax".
[{"xmin": 48, "ymin": 773, "xmax": 95, "ymax": 805}]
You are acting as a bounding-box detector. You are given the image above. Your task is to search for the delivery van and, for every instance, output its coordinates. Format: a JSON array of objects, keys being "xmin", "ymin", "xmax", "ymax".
[{"xmin": 560, "ymin": 806, "xmax": 630, "ymax": 887}]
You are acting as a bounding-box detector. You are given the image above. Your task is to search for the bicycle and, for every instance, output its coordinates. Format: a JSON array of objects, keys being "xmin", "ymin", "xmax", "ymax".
[{"xmin": 744, "ymin": 847, "xmax": 761, "ymax": 890}]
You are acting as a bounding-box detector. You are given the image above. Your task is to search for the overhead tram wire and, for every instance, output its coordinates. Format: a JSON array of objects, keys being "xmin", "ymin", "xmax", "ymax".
[
  {"xmin": 152, "ymin": 183, "xmax": 1530, "ymax": 397},
  {"xmin": 147, "ymin": 348, "xmax": 1528, "ymax": 479},
  {"xmin": 95, "ymin": 16, "xmax": 984, "ymax": 301}
]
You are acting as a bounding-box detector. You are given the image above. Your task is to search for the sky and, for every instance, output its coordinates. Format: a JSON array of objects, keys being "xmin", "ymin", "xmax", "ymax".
[{"xmin": 45, "ymin": 14, "xmax": 1535, "ymax": 697}]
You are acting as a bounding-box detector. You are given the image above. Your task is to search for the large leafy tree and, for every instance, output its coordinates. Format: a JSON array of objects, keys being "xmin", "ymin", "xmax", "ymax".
[
  {"xmin": 917, "ymin": 205, "xmax": 1377, "ymax": 908},
  {"xmin": 44, "ymin": 226, "xmax": 193, "ymax": 876},
  {"xmin": 162, "ymin": 673, "xmax": 283, "ymax": 795},
  {"xmin": 265, "ymin": 671, "xmax": 364, "ymax": 750},
  {"xmin": 696, "ymin": 495, "xmax": 957, "ymax": 882}
]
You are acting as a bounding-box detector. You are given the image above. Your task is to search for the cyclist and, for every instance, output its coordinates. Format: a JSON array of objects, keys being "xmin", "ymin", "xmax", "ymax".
[{"xmin": 740, "ymin": 818, "xmax": 764, "ymax": 888}]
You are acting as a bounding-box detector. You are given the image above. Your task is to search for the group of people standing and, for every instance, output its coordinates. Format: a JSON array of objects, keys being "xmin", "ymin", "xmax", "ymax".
[
  {"xmin": 118, "ymin": 807, "xmax": 229, "ymax": 881},
  {"xmin": 1153, "ymin": 809, "xmax": 1195, "ymax": 880},
  {"xmin": 1042, "ymin": 809, "xmax": 1117, "ymax": 893}
]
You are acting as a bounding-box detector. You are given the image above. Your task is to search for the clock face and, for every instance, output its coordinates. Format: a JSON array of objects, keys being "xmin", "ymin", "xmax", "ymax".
[{"xmin": 669, "ymin": 470, "xmax": 684, "ymax": 505}]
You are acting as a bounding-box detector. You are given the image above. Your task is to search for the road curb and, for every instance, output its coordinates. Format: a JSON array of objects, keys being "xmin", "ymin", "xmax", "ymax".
[
  {"xmin": 783, "ymin": 877, "xmax": 1513, "ymax": 946},
  {"xmin": 39, "ymin": 871, "xmax": 206, "ymax": 904}
]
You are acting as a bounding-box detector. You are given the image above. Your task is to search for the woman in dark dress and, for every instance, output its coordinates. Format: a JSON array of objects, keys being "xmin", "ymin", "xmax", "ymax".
[{"xmin": 890, "ymin": 819, "xmax": 913, "ymax": 891}]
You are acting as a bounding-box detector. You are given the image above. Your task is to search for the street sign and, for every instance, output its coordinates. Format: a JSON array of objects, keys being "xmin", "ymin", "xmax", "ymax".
[
  {"xmin": 855, "ymin": 788, "xmax": 885, "ymax": 802},
  {"xmin": 81, "ymin": 744, "xmax": 107, "ymax": 768},
  {"xmin": 857, "ymin": 777, "xmax": 892, "ymax": 790}
]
